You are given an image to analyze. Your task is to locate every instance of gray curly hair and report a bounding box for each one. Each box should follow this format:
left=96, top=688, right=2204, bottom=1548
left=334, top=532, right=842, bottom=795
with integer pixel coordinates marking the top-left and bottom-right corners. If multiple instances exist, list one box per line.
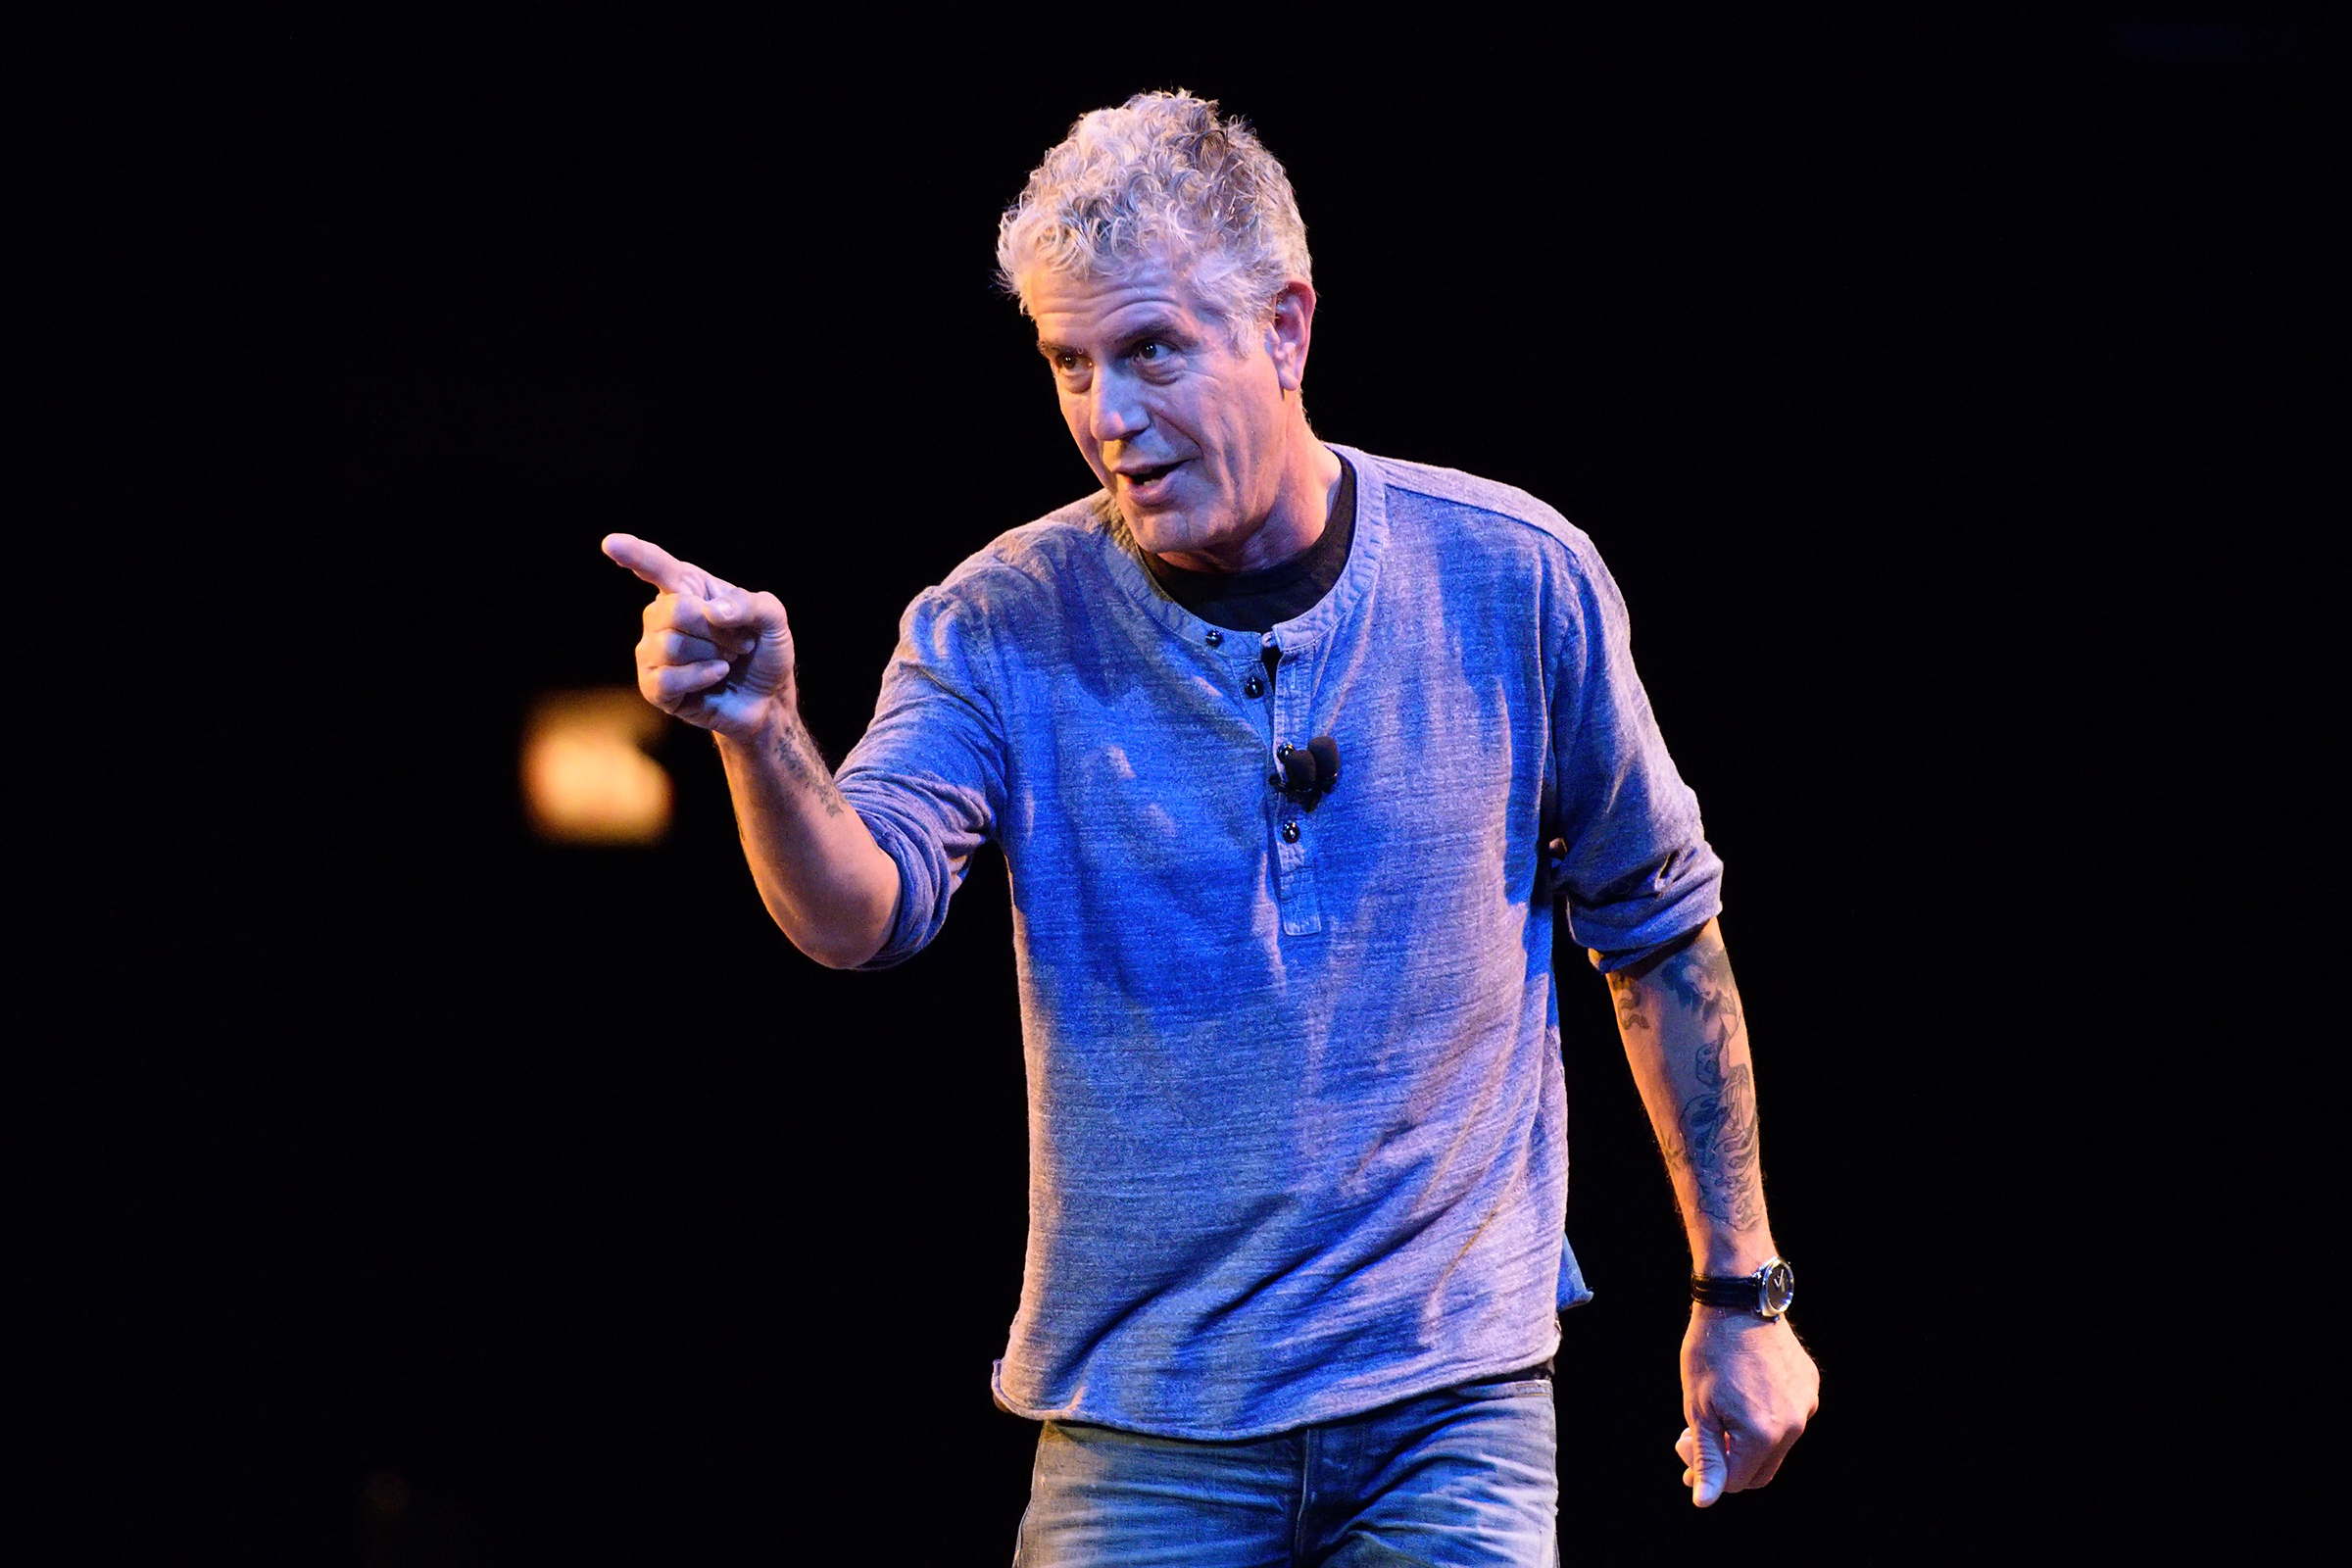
left=996, top=90, right=1312, bottom=341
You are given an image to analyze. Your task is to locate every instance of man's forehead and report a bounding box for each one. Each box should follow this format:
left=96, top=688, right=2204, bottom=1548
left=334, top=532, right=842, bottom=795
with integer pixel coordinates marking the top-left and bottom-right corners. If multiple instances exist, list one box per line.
left=1025, top=261, right=1207, bottom=338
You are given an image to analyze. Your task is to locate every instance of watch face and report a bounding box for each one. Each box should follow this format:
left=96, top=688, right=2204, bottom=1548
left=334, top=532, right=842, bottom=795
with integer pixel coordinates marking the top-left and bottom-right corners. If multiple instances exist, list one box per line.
left=1761, top=1259, right=1795, bottom=1315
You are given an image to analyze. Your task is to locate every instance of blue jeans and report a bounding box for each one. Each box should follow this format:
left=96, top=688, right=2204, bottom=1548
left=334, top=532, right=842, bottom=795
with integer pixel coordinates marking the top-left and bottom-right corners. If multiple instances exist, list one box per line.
left=1011, top=1373, right=1559, bottom=1567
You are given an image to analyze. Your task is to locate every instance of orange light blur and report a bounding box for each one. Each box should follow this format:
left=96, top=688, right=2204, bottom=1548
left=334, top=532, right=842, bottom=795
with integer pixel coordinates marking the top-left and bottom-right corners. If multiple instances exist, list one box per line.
left=521, top=689, right=673, bottom=844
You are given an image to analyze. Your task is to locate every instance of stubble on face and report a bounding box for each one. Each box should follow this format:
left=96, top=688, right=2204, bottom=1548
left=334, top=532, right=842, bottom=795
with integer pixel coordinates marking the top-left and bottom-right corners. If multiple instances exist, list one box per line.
left=1022, top=261, right=1306, bottom=572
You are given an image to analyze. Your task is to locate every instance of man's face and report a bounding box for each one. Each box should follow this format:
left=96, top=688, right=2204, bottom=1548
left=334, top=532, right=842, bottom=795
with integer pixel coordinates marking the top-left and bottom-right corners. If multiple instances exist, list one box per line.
left=1024, top=260, right=1293, bottom=564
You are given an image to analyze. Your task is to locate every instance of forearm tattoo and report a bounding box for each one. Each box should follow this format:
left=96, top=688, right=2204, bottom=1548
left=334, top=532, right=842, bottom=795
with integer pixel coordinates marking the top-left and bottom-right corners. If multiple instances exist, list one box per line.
left=1609, top=939, right=1764, bottom=1230
left=768, top=713, right=847, bottom=819
left=1609, top=972, right=1649, bottom=1036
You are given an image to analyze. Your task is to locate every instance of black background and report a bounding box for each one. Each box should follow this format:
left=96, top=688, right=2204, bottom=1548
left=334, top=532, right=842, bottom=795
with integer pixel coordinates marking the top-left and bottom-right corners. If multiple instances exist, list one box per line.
left=24, top=9, right=2331, bottom=1562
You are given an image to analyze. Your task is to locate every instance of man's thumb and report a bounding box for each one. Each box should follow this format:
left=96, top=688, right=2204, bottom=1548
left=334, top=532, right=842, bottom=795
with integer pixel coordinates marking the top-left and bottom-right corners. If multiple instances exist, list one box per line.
left=1691, top=1421, right=1727, bottom=1507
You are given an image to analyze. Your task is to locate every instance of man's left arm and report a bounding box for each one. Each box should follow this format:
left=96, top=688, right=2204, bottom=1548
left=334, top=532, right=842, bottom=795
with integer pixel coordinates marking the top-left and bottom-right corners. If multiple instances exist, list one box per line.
left=1600, top=916, right=1822, bottom=1506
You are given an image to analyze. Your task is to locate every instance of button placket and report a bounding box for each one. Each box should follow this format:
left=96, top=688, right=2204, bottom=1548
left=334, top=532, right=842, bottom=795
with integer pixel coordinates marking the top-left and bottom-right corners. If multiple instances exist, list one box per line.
left=1266, top=638, right=1322, bottom=936
left=1204, top=624, right=1281, bottom=803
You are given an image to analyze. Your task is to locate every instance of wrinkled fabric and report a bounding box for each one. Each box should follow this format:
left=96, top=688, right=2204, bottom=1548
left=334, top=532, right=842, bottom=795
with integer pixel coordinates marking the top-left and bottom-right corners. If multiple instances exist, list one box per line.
left=837, top=446, right=1719, bottom=1439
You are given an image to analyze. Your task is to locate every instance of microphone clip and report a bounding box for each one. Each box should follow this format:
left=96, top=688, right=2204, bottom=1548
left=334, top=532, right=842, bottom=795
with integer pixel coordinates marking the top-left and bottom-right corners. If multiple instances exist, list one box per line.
left=1276, top=735, right=1342, bottom=808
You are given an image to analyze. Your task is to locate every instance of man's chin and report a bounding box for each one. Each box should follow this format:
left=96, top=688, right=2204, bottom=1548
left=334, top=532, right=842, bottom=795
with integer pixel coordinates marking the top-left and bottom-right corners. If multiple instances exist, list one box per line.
left=1120, top=497, right=1261, bottom=569
left=1121, top=507, right=1204, bottom=557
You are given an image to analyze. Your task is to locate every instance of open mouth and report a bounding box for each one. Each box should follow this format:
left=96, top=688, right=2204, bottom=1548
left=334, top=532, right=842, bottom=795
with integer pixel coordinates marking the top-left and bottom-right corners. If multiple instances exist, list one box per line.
left=1121, top=461, right=1182, bottom=493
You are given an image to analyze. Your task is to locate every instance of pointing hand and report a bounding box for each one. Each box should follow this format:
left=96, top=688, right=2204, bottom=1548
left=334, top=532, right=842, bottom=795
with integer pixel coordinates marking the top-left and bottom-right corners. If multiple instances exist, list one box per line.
left=603, top=532, right=795, bottom=740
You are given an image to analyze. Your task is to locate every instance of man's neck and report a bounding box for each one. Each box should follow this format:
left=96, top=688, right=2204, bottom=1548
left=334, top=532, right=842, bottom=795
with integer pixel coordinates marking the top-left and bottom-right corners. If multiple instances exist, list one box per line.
left=1155, top=437, right=1345, bottom=576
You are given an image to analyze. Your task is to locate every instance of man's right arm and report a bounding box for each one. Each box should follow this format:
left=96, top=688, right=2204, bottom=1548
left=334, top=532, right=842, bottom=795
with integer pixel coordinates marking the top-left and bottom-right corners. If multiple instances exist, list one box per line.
left=712, top=700, right=899, bottom=968
left=604, top=532, right=900, bottom=969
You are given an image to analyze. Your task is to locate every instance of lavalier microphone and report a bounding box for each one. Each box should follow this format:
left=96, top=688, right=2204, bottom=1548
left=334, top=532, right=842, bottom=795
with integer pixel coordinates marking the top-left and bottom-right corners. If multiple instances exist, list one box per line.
left=1278, top=735, right=1342, bottom=804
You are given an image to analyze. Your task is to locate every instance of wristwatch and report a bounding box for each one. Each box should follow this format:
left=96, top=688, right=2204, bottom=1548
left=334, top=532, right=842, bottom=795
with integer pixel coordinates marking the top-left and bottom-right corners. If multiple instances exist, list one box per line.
left=1690, top=1257, right=1795, bottom=1320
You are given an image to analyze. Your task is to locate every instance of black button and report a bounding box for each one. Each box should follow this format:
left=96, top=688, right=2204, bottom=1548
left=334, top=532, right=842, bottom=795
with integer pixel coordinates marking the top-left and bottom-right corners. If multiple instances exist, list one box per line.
left=1204, top=629, right=1223, bottom=647
left=1281, top=820, right=1300, bottom=844
left=1275, top=741, right=1294, bottom=759
left=1243, top=675, right=1264, bottom=698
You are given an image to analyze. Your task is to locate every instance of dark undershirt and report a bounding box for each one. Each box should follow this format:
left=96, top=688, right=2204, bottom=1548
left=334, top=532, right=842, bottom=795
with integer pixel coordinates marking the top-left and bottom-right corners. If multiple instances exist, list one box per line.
left=1143, top=455, right=1356, bottom=637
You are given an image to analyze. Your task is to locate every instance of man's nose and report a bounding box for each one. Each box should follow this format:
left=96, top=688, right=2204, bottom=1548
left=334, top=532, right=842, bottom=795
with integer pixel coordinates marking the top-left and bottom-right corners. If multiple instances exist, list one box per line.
left=1085, top=376, right=1148, bottom=443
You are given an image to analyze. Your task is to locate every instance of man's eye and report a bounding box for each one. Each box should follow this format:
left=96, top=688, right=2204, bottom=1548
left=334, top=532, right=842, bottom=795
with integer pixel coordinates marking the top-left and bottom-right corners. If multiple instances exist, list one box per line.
left=1133, top=341, right=1167, bottom=362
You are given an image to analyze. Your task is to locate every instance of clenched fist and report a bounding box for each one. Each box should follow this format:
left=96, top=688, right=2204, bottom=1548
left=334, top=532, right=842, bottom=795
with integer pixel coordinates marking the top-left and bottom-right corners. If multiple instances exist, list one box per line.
left=603, top=533, right=794, bottom=741
left=1676, top=1308, right=1819, bottom=1506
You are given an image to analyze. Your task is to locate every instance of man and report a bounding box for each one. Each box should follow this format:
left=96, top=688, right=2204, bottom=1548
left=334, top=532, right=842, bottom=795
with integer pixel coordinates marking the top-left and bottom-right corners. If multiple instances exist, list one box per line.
left=605, top=91, right=1816, bottom=1564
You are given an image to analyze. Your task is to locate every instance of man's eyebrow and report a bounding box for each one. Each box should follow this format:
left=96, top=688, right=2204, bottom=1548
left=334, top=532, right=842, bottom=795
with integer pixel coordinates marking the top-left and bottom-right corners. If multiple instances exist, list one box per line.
left=1113, top=317, right=1190, bottom=349
left=1034, top=318, right=1194, bottom=362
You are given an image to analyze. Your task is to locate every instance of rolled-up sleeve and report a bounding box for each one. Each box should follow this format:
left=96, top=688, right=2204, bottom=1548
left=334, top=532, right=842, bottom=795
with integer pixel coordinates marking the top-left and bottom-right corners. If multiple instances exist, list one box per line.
left=835, top=584, right=1008, bottom=970
left=1548, top=544, right=1724, bottom=968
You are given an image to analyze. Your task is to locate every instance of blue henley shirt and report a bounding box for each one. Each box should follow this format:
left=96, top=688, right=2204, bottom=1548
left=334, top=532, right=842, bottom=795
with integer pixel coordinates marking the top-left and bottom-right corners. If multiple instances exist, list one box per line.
left=835, top=445, right=1721, bottom=1439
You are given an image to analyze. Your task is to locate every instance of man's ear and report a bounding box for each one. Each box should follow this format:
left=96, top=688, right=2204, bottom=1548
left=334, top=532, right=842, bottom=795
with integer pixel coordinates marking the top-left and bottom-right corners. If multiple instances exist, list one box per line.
left=1264, top=280, right=1317, bottom=392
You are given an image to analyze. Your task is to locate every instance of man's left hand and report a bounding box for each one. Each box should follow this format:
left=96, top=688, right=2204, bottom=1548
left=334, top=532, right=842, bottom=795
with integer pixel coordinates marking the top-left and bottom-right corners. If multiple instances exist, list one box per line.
left=1676, top=1308, right=1820, bottom=1506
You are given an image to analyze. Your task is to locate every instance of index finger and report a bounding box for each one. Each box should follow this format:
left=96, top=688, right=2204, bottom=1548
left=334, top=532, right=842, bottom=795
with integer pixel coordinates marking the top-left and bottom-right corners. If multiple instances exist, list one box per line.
left=603, top=532, right=703, bottom=595
left=1738, top=1420, right=1802, bottom=1492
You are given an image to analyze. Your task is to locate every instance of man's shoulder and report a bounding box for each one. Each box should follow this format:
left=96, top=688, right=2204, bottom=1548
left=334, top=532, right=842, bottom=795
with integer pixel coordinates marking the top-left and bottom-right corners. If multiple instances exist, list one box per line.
left=892, top=493, right=1131, bottom=651
left=1346, top=448, right=1597, bottom=563
left=929, top=493, right=1123, bottom=602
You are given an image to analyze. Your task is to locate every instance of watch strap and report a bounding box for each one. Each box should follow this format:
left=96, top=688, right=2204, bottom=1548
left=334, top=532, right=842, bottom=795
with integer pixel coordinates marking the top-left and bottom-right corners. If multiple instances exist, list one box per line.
left=1690, top=1274, right=1768, bottom=1310
left=1690, top=1257, right=1793, bottom=1317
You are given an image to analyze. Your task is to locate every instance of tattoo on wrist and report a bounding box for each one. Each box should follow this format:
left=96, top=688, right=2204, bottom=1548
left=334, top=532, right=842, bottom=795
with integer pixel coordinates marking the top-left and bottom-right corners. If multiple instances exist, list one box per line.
left=768, top=714, right=847, bottom=818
